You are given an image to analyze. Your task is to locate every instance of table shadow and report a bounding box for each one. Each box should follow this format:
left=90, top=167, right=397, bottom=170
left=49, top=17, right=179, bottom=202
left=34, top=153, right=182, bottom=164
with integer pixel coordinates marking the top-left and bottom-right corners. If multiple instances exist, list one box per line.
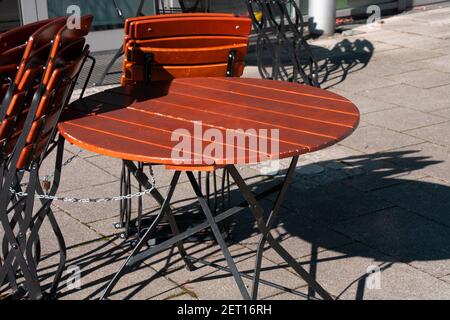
left=2, top=149, right=448, bottom=300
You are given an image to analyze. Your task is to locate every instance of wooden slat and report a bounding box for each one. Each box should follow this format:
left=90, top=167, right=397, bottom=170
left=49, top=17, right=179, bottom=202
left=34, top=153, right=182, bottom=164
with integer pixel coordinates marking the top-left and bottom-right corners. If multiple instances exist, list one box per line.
left=132, top=17, right=252, bottom=40
left=122, top=62, right=245, bottom=83
left=59, top=77, right=360, bottom=167
left=176, top=78, right=358, bottom=115
left=124, top=13, right=236, bottom=36
left=168, top=83, right=359, bottom=128
left=126, top=39, right=248, bottom=65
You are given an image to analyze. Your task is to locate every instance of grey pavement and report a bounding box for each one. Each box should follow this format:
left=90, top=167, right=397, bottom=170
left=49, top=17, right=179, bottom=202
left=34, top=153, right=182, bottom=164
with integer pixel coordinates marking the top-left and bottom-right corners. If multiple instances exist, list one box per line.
left=2, top=4, right=450, bottom=300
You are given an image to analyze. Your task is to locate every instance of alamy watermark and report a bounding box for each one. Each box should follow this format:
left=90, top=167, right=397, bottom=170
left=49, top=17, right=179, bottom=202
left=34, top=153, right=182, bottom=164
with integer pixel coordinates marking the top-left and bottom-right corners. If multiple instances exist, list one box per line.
left=66, top=5, right=81, bottom=30
left=66, top=265, right=82, bottom=290
left=366, top=265, right=382, bottom=290
left=171, top=121, right=281, bottom=174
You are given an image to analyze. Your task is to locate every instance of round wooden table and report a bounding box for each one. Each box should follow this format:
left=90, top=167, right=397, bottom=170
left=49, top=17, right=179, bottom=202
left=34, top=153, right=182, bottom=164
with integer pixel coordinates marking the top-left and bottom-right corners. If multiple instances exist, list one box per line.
left=59, top=77, right=359, bottom=168
left=58, top=77, right=359, bottom=300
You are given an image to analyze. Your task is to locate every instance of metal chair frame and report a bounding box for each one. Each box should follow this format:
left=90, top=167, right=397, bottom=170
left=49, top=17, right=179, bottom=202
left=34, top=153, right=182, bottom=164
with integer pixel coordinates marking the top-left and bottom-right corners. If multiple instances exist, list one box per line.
left=0, top=18, right=94, bottom=300
left=246, top=0, right=320, bottom=86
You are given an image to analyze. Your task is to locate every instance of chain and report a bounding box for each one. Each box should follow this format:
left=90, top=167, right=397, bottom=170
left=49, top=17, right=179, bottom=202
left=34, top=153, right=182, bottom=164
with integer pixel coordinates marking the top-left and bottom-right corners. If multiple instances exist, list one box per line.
left=9, top=150, right=157, bottom=203
left=10, top=187, right=155, bottom=203
left=42, top=149, right=82, bottom=182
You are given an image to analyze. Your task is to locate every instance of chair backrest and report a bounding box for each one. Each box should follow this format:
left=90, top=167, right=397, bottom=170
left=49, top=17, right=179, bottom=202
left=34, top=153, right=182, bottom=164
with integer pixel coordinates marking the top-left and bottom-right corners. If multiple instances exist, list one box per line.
left=0, top=17, right=91, bottom=167
left=1, top=43, right=89, bottom=169
left=14, top=46, right=90, bottom=169
left=121, top=13, right=252, bottom=85
left=0, top=18, right=56, bottom=54
left=43, top=14, right=93, bottom=86
left=0, top=18, right=58, bottom=101
left=0, top=18, right=67, bottom=115
left=14, top=17, right=68, bottom=87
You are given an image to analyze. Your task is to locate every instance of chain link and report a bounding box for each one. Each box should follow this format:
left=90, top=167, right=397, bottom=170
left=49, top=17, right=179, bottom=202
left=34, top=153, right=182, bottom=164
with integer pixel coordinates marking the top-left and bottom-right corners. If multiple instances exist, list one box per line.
left=9, top=150, right=157, bottom=203
left=10, top=187, right=155, bottom=203
left=42, top=149, right=82, bottom=182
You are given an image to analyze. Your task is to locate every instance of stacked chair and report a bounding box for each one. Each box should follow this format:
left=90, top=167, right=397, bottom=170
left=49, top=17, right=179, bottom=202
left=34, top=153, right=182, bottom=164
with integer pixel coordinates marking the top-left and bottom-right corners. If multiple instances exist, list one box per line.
left=0, top=15, right=93, bottom=300
left=246, top=0, right=320, bottom=86
left=117, top=13, right=252, bottom=242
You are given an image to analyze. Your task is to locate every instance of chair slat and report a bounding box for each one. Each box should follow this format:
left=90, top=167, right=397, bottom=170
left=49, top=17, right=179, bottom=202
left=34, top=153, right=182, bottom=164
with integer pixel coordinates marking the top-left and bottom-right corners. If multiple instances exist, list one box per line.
left=126, top=36, right=248, bottom=65
left=122, top=62, right=245, bottom=84
left=121, top=14, right=252, bottom=85
left=124, top=13, right=235, bottom=36
left=132, top=17, right=252, bottom=40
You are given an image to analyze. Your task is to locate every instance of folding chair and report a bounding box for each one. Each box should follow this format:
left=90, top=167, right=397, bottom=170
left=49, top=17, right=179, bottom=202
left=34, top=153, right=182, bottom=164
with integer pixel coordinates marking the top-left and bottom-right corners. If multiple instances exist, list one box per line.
left=114, top=14, right=251, bottom=247
left=95, top=0, right=212, bottom=86
left=0, top=18, right=58, bottom=102
left=0, top=17, right=92, bottom=299
left=246, top=0, right=320, bottom=86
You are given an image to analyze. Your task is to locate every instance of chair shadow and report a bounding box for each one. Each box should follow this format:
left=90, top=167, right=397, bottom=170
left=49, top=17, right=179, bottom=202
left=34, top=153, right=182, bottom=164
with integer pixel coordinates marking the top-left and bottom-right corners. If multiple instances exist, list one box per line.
left=245, top=38, right=374, bottom=89
left=2, top=149, right=447, bottom=300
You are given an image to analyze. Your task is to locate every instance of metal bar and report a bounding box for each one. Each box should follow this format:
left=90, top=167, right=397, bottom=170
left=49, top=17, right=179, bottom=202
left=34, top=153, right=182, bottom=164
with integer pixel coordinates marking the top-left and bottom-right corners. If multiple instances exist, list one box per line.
left=185, top=255, right=311, bottom=299
left=227, top=163, right=333, bottom=300
left=129, top=205, right=244, bottom=267
left=101, top=171, right=181, bottom=300
left=185, top=171, right=250, bottom=300
left=251, top=156, right=298, bottom=299
left=123, top=160, right=194, bottom=270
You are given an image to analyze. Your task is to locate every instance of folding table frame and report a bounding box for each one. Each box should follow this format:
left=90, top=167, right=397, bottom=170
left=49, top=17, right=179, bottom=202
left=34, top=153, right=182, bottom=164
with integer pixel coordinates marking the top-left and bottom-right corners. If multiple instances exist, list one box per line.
left=246, top=0, right=320, bottom=86
left=101, top=156, right=333, bottom=300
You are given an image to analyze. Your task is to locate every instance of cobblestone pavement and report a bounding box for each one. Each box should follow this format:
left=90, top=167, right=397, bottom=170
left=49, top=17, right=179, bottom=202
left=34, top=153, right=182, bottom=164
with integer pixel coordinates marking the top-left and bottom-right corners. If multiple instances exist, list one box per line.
left=1, top=4, right=450, bottom=300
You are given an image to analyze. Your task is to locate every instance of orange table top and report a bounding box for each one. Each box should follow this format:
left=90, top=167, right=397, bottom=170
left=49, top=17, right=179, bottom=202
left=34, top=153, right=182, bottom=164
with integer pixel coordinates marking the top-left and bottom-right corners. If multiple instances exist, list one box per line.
left=58, top=77, right=359, bottom=170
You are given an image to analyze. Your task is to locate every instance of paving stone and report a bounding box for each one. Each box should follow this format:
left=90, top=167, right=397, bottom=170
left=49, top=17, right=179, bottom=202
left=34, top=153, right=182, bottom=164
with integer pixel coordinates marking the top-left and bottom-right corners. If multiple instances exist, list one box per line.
left=339, top=125, right=424, bottom=153
left=59, top=246, right=183, bottom=300
left=334, top=206, right=450, bottom=278
left=283, top=182, right=392, bottom=225
left=296, top=243, right=450, bottom=300
left=410, top=54, right=450, bottom=73
left=363, top=107, right=445, bottom=132
left=299, top=144, right=363, bottom=165
left=385, top=142, right=450, bottom=183
left=262, top=287, right=309, bottom=300
left=356, top=57, right=423, bottom=78
left=376, top=32, right=450, bottom=51
left=254, top=212, right=353, bottom=265
left=39, top=149, right=117, bottom=193
left=54, top=181, right=152, bottom=224
left=371, top=176, right=450, bottom=228
left=64, top=143, right=100, bottom=159
left=432, top=107, right=450, bottom=119
left=182, top=252, right=307, bottom=300
left=328, top=91, right=398, bottom=115
left=385, top=69, right=450, bottom=89
left=382, top=20, right=450, bottom=39
left=361, top=83, right=450, bottom=112
left=406, top=120, right=450, bottom=147
left=328, top=72, right=398, bottom=93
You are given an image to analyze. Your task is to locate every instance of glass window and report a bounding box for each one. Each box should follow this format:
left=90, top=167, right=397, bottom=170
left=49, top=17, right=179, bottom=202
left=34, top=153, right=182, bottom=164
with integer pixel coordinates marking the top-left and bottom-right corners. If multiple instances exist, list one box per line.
left=0, top=0, right=21, bottom=32
left=47, top=0, right=155, bottom=30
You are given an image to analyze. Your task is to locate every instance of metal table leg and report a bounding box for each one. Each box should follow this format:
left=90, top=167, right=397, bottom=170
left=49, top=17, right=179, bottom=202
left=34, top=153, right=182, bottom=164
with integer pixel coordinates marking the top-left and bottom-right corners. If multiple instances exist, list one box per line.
left=227, top=158, right=333, bottom=300
left=101, top=159, right=332, bottom=300
left=101, top=169, right=250, bottom=300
